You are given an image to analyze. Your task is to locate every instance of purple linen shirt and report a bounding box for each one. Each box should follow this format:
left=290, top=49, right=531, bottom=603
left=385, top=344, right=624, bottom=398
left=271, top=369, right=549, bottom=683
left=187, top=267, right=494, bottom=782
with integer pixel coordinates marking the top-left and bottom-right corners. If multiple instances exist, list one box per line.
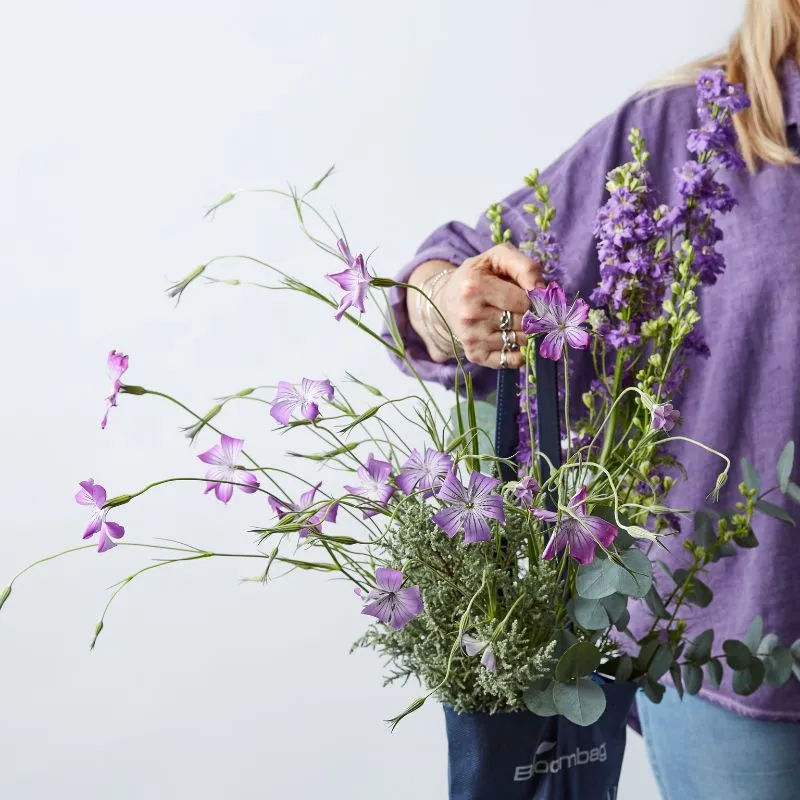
left=391, top=61, right=800, bottom=721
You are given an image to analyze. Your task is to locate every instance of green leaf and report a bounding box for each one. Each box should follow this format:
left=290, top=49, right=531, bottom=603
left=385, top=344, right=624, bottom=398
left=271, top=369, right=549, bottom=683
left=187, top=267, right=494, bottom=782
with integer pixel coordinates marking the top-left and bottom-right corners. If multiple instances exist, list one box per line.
left=555, top=642, right=602, bottom=682
left=553, top=678, right=607, bottom=726
left=760, top=636, right=794, bottom=688
left=683, top=663, right=703, bottom=695
left=786, top=482, right=800, bottom=505
left=599, top=593, right=628, bottom=625
left=692, top=511, right=717, bottom=549
left=644, top=586, right=670, bottom=620
left=522, top=677, right=559, bottom=717
left=614, top=607, right=631, bottom=632
left=744, top=616, right=764, bottom=654
left=685, top=629, right=714, bottom=665
left=732, top=659, right=765, bottom=696
left=648, top=645, right=675, bottom=681
left=670, top=663, right=684, bottom=699
left=576, top=557, right=618, bottom=600
left=705, top=659, right=723, bottom=689
left=724, top=639, right=754, bottom=670
left=755, top=500, right=796, bottom=526
left=552, top=628, right=579, bottom=659
left=615, top=655, right=633, bottom=683
left=777, top=441, right=795, bottom=494
left=642, top=675, right=666, bottom=704
left=288, top=441, right=365, bottom=461
left=742, top=458, right=761, bottom=492
left=733, top=527, right=759, bottom=549
left=672, top=569, right=713, bottom=608
left=614, top=548, right=653, bottom=598
left=568, top=597, right=610, bottom=630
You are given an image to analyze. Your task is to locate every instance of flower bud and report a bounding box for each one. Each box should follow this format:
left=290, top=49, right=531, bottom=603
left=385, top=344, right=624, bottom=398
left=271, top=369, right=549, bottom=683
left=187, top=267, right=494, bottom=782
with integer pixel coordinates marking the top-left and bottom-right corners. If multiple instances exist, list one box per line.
left=0, top=584, right=11, bottom=612
left=104, top=494, right=132, bottom=509
left=121, top=385, right=146, bottom=395
left=90, top=620, right=104, bottom=650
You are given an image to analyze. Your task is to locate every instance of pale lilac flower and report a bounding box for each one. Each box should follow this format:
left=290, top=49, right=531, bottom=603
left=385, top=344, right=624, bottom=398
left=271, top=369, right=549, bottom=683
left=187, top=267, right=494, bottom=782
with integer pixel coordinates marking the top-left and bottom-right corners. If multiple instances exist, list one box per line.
left=270, top=378, right=334, bottom=425
left=433, top=471, right=505, bottom=544
left=197, top=434, right=259, bottom=504
left=345, top=453, right=394, bottom=517
left=513, top=475, right=540, bottom=505
left=395, top=448, right=453, bottom=498
left=361, top=567, right=423, bottom=630
left=100, top=350, right=129, bottom=429
left=75, top=479, right=125, bottom=553
left=326, top=239, right=371, bottom=321
left=522, top=283, right=590, bottom=361
left=534, top=486, right=617, bottom=565
left=462, top=634, right=497, bottom=674
left=268, top=482, right=338, bottom=538
left=651, top=402, right=681, bottom=432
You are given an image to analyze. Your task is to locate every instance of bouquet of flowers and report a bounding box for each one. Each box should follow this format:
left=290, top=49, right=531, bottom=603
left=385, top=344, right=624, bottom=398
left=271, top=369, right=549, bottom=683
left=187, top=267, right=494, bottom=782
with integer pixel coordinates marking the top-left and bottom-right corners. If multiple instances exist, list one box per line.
left=4, top=69, right=800, bottom=799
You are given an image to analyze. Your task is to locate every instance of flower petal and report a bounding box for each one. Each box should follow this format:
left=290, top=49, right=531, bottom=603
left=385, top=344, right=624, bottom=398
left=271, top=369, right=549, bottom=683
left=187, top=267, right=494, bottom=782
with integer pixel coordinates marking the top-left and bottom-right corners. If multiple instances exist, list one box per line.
left=375, top=567, right=404, bottom=592
left=539, top=331, right=565, bottom=361
left=105, top=521, right=125, bottom=540
left=462, top=511, right=492, bottom=544
left=390, top=586, right=423, bottom=629
left=432, top=506, right=464, bottom=538
left=214, top=482, right=234, bottom=504
left=236, top=471, right=259, bottom=493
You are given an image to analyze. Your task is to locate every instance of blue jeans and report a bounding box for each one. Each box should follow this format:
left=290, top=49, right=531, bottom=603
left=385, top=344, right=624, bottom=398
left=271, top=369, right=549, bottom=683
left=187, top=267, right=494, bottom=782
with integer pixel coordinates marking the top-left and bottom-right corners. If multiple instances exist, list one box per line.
left=636, top=689, right=800, bottom=799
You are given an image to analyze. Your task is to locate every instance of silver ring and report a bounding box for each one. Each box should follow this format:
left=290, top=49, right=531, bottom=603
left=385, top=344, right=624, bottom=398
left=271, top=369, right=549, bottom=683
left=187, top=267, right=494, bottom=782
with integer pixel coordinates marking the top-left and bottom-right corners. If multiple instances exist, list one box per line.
left=499, top=309, right=512, bottom=331
left=501, top=329, right=520, bottom=352
left=499, top=347, right=509, bottom=369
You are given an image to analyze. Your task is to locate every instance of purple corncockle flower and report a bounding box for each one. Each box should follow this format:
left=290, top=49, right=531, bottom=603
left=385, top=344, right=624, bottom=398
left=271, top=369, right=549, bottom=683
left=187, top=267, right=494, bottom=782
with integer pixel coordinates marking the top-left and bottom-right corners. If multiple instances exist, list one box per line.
left=197, top=434, right=259, bottom=504
left=269, top=482, right=338, bottom=538
left=523, top=282, right=590, bottom=361
left=101, top=350, right=129, bottom=429
left=270, top=378, right=334, bottom=425
left=345, top=453, right=394, bottom=517
left=395, top=448, right=454, bottom=498
left=462, top=634, right=497, bottom=674
left=75, top=479, right=125, bottom=553
left=513, top=475, right=540, bottom=505
left=433, top=471, right=505, bottom=544
left=360, top=567, right=423, bottom=630
left=534, top=486, right=618, bottom=565
left=326, top=238, right=371, bottom=321
left=651, top=402, right=681, bottom=432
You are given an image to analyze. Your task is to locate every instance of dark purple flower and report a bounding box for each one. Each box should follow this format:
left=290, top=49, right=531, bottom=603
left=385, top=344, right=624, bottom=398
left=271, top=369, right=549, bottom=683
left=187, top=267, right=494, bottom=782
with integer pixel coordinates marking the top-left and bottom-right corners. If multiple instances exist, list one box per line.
left=270, top=378, right=334, bottom=425
left=198, top=434, right=259, bottom=503
left=462, top=634, right=497, bottom=674
left=101, top=350, right=129, bottom=429
left=651, top=402, right=681, bottom=432
left=75, top=479, right=125, bottom=553
left=361, top=567, right=423, bottom=630
left=326, top=239, right=371, bottom=321
left=523, top=282, right=590, bottom=361
left=534, top=486, right=617, bottom=565
left=433, top=471, right=505, bottom=543
left=269, top=482, right=339, bottom=538
left=345, top=453, right=394, bottom=517
left=395, top=448, right=453, bottom=498
left=513, top=475, right=540, bottom=505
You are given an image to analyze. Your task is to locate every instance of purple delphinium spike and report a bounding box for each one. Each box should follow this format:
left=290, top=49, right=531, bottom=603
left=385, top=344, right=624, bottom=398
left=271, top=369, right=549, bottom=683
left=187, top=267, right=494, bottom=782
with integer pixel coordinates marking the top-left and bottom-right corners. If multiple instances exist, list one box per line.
left=344, top=453, right=394, bottom=517
left=461, top=634, right=497, bottom=674
left=326, top=239, right=371, bottom=321
left=360, top=567, right=423, bottom=630
left=651, top=402, right=681, bottom=432
left=101, top=350, right=129, bottom=429
left=269, top=482, right=339, bottom=538
left=522, top=283, right=590, bottom=361
left=270, top=378, right=334, bottom=425
left=75, top=479, right=126, bottom=553
left=534, top=486, right=617, bottom=565
left=513, top=475, right=540, bottom=506
left=433, top=471, right=505, bottom=544
left=197, top=434, right=259, bottom=504
left=396, top=448, right=454, bottom=498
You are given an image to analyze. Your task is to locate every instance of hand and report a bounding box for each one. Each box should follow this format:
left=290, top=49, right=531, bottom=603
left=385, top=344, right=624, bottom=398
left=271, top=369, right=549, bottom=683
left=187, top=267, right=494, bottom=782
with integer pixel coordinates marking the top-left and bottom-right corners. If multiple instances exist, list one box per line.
left=412, top=245, right=545, bottom=368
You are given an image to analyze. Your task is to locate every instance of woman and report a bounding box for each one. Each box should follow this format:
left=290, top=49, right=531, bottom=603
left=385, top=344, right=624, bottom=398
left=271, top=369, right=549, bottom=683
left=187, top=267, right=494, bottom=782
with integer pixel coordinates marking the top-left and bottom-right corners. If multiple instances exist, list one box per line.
left=390, top=1, right=800, bottom=798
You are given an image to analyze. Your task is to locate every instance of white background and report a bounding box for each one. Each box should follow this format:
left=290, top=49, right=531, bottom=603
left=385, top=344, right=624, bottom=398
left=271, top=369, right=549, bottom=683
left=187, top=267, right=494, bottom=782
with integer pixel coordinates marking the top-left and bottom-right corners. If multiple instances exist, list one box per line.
left=0, top=1, right=745, bottom=797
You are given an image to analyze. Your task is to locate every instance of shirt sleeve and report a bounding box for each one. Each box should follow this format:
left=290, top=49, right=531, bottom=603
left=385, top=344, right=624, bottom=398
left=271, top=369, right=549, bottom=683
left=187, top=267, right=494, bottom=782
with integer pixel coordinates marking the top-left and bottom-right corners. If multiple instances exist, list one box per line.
left=386, top=85, right=696, bottom=397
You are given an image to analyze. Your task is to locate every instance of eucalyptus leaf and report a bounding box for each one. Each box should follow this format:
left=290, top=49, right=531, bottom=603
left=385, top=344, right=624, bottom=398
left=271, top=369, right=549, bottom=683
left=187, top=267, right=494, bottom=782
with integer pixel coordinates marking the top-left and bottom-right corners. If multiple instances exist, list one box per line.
left=755, top=500, right=796, bottom=526
left=734, top=527, right=759, bottom=548
left=692, top=511, right=717, bottom=548
left=568, top=597, right=610, bottom=630
left=615, top=655, right=633, bottom=683
left=555, top=642, right=602, bottom=682
left=644, top=586, right=670, bottom=620
left=705, top=658, right=723, bottom=689
left=724, top=640, right=754, bottom=670
left=615, top=548, right=653, bottom=598
left=600, top=593, right=628, bottom=625
left=523, top=677, right=559, bottom=717
left=741, top=458, right=761, bottom=492
left=648, top=645, right=675, bottom=681
left=672, top=570, right=713, bottom=608
left=576, top=557, right=618, bottom=600
left=552, top=628, right=579, bottom=659
left=683, top=663, right=703, bottom=695
left=642, top=676, right=666, bottom=704
left=636, top=639, right=660, bottom=673
left=744, top=616, right=764, bottom=654
left=614, top=607, right=631, bottom=632
left=777, top=441, right=795, bottom=494
left=787, top=482, right=800, bottom=504
left=762, top=643, right=794, bottom=688
left=553, top=678, right=607, bottom=726
left=732, top=659, right=765, bottom=696
left=670, top=663, right=684, bottom=699
left=686, top=629, right=714, bottom=665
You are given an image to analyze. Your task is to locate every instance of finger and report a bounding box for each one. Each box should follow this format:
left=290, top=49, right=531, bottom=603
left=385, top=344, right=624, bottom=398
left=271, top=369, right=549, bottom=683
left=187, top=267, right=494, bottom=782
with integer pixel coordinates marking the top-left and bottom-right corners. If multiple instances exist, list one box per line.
left=474, top=274, right=531, bottom=313
left=484, top=244, right=545, bottom=292
left=483, top=348, right=526, bottom=370
left=483, top=330, right=529, bottom=352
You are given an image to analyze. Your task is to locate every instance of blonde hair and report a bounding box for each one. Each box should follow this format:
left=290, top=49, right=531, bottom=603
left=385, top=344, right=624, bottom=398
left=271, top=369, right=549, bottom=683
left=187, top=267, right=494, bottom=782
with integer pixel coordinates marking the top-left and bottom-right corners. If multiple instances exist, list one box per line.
left=654, top=0, right=800, bottom=170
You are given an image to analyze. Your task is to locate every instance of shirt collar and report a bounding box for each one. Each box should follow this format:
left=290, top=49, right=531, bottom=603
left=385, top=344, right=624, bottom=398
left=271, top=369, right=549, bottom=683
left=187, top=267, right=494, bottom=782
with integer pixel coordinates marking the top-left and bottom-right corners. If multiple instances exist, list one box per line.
left=780, top=58, right=800, bottom=128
